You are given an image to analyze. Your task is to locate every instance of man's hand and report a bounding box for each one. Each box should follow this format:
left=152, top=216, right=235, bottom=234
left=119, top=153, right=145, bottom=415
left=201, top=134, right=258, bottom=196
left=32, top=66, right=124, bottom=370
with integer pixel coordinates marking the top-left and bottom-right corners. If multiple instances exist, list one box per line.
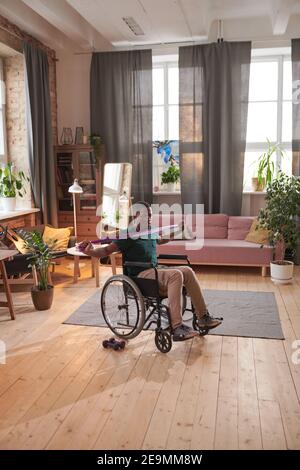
left=77, top=240, right=95, bottom=256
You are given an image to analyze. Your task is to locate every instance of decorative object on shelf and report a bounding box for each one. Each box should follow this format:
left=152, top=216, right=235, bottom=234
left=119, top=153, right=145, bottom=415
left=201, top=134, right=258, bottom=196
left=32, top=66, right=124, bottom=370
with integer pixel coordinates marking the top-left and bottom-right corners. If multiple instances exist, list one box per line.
left=0, top=162, right=29, bottom=212
left=18, top=229, right=54, bottom=310
left=68, top=179, right=83, bottom=238
left=75, top=127, right=84, bottom=145
left=89, top=134, right=103, bottom=169
left=251, top=138, right=284, bottom=192
left=60, top=127, right=73, bottom=145
left=257, top=171, right=300, bottom=284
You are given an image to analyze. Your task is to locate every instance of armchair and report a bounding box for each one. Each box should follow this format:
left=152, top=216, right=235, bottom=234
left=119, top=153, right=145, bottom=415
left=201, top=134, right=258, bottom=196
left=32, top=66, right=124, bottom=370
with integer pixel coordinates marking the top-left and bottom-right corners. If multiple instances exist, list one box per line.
left=0, top=224, right=76, bottom=286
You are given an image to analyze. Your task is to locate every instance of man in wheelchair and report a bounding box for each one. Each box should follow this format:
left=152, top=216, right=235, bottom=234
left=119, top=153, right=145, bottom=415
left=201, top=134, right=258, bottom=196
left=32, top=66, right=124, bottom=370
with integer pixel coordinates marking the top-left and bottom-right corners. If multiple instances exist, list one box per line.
left=81, top=202, right=222, bottom=342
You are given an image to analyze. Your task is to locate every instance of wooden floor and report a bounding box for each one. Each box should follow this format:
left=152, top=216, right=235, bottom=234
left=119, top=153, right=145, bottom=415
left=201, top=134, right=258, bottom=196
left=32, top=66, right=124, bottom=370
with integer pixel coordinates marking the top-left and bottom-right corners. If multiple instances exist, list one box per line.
left=0, top=259, right=300, bottom=450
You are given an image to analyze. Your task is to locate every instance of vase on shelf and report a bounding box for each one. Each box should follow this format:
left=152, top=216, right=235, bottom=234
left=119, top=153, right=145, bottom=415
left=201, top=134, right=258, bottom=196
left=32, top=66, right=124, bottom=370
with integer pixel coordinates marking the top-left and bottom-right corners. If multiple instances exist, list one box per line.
left=60, top=127, right=73, bottom=145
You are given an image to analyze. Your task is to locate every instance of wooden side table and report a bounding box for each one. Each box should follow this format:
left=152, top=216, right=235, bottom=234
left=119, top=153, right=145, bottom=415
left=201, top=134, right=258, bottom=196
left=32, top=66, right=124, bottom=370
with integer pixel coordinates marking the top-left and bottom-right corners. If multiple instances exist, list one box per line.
left=67, top=246, right=117, bottom=287
left=0, top=249, right=18, bottom=320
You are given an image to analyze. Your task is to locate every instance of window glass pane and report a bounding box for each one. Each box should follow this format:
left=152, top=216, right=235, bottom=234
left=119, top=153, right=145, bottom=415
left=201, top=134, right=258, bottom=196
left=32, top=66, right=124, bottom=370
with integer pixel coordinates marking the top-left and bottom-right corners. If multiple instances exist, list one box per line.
left=246, top=102, right=277, bottom=142
left=153, top=67, right=164, bottom=105
left=281, top=149, right=292, bottom=176
left=283, top=59, right=292, bottom=101
left=153, top=106, right=165, bottom=140
left=168, top=66, right=178, bottom=104
left=248, top=61, right=278, bottom=101
left=282, top=101, right=292, bottom=142
left=168, top=105, right=179, bottom=139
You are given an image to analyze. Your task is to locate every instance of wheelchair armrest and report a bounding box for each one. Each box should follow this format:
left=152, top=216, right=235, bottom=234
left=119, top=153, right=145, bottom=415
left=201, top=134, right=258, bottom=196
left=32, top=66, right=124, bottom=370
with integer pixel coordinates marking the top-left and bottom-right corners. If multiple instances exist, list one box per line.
left=124, top=261, right=155, bottom=270
left=157, top=254, right=190, bottom=264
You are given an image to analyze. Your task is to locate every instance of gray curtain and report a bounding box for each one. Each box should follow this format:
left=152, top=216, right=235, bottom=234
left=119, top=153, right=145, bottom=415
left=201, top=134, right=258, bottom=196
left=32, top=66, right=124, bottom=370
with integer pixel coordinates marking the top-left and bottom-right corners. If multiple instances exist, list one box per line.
left=91, top=50, right=152, bottom=203
left=179, top=41, right=251, bottom=215
left=23, top=41, right=57, bottom=226
left=292, top=38, right=300, bottom=176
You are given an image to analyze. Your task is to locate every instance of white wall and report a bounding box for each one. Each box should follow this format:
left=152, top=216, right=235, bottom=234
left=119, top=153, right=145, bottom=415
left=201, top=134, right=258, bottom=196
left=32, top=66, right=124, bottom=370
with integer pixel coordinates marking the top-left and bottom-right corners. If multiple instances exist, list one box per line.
left=56, top=50, right=91, bottom=142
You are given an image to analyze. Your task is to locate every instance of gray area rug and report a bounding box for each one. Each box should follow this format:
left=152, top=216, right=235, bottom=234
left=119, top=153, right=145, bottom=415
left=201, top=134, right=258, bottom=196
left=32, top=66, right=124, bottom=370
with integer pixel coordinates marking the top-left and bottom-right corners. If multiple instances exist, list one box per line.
left=64, top=289, right=284, bottom=340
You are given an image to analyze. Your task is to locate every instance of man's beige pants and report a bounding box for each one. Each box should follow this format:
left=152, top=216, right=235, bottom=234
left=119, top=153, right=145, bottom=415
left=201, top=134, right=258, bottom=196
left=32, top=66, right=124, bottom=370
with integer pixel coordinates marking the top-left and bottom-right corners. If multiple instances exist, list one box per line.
left=138, top=266, right=207, bottom=329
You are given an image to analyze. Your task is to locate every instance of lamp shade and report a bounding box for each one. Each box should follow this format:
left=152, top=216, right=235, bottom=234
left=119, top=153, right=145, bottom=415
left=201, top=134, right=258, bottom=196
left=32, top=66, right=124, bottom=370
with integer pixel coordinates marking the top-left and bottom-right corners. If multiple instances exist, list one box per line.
left=68, top=179, right=83, bottom=194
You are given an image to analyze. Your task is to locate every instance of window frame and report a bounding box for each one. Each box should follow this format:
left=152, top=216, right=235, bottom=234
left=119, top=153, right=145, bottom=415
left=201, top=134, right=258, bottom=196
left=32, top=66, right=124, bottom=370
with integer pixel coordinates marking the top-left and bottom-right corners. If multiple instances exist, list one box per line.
left=152, top=57, right=179, bottom=193
left=244, top=52, right=292, bottom=191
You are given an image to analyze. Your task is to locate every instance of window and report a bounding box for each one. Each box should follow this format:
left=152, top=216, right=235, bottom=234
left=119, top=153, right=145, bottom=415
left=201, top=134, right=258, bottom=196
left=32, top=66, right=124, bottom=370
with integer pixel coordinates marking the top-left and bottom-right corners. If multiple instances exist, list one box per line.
left=152, top=56, right=180, bottom=192
left=0, top=58, right=6, bottom=163
left=244, top=53, right=292, bottom=191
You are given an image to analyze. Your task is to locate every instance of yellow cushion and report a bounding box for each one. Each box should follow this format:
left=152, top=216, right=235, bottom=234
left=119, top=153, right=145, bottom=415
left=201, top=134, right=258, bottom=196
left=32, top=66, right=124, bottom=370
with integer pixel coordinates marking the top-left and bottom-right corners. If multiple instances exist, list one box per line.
left=43, top=225, right=73, bottom=251
left=245, top=219, right=270, bottom=245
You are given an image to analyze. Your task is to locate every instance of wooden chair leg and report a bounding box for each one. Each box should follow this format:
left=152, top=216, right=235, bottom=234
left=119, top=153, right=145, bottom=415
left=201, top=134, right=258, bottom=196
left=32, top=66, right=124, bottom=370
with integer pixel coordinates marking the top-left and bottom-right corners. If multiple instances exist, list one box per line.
left=74, top=256, right=80, bottom=283
left=92, top=258, right=100, bottom=287
left=0, top=260, right=15, bottom=320
left=110, top=253, right=117, bottom=275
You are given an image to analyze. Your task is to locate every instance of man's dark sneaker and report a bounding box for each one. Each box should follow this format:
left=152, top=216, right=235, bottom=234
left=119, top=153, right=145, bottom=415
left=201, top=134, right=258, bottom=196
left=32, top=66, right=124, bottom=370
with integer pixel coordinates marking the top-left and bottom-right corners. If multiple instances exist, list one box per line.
left=197, top=312, right=223, bottom=330
left=173, top=323, right=198, bottom=342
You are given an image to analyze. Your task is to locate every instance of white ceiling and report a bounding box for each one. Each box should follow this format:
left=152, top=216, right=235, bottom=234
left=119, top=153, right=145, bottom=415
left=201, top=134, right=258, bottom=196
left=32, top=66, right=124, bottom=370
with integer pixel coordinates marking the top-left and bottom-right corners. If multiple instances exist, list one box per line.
left=0, top=0, right=300, bottom=51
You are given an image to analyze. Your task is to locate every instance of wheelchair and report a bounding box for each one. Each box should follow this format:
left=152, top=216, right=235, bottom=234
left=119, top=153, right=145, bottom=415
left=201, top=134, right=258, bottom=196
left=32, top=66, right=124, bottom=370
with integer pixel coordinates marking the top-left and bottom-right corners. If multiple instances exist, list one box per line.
left=100, top=254, right=210, bottom=353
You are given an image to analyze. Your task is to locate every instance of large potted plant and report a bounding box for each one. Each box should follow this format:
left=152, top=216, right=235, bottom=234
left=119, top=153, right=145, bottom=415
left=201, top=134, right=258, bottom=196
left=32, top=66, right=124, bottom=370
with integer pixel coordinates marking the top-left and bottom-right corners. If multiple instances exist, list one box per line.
left=252, top=139, right=284, bottom=192
left=0, top=162, right=29, bottom=211
left=161, top=163, right=180, bottom=192
left=18, top=229, right=54, bottom=310
left=257, top=171, right=300, bottom=284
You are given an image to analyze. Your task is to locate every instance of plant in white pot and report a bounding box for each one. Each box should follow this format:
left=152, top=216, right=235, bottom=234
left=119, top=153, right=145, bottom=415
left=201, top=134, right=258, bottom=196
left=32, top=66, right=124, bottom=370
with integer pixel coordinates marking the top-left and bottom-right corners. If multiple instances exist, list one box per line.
left=18, top=229, right=54, bottom=310
left=161, top=163, right=180, bottom=192
left=257, top=171, right=300, bottom=284
left=0, top=162, right=29, bottom=211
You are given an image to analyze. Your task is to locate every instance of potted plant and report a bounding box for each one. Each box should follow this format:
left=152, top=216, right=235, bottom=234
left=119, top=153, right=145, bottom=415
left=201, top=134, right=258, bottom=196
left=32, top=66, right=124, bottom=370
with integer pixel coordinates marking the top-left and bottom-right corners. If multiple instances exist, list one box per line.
left=161, top=163, right=180, bottom=192
left=251, top=139, right=284, bottom=192
left=257, top=171, right=300, bottom=284
left=89, top=134, right=104, bottom=169
left=18, top=229, right=54, bottom=310
left=0, top=162, right=29, bottom=211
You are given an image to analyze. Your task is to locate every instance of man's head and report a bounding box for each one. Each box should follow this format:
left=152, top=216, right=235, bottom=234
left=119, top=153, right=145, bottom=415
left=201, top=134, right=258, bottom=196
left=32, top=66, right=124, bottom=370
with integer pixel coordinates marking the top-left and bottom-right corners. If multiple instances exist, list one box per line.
left=132, top=201, right=152, bottom=232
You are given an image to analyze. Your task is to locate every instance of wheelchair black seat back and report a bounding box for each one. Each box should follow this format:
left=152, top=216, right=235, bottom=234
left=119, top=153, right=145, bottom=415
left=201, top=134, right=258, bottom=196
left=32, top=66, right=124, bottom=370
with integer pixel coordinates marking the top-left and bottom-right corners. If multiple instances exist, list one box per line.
left=100, top=254, right=209, bottom=353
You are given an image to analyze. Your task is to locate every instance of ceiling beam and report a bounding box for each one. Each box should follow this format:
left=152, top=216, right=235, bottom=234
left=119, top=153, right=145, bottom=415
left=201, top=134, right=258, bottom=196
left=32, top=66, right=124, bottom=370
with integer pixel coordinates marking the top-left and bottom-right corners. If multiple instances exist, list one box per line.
left=20, top=0, right=111, bottom=50
left=271, top=0, right=294, bottom=35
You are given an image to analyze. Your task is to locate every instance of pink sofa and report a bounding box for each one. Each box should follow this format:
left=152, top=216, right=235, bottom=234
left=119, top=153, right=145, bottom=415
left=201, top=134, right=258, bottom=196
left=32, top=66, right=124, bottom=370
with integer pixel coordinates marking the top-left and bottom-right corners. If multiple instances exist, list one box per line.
left=152, top=214, right=273, bottom=276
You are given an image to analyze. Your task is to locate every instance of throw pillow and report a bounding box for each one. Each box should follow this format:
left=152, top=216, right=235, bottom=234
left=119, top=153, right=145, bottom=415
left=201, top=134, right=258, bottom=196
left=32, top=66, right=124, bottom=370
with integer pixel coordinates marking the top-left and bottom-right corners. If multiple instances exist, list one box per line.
left=9, top=232, right=30, bottom=254
left=245, top=219, right=270, bottom=245
left=43, top=225, right=73, bottom=251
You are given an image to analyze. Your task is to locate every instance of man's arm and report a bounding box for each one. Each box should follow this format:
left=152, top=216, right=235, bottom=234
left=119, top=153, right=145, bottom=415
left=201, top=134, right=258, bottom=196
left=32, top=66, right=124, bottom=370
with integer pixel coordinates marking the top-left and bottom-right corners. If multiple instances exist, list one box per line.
left=81, top=241, right=120, bottom=259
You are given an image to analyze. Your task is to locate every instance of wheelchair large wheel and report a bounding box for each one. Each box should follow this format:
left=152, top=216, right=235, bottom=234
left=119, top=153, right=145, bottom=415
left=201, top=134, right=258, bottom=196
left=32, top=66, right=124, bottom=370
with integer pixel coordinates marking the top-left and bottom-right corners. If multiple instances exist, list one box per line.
left=101, top=275, right=145, bottom=339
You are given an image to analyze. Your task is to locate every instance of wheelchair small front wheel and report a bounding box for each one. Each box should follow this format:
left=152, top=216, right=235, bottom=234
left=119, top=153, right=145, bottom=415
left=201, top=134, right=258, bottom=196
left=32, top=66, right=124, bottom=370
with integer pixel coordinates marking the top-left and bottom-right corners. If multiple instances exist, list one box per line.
left=192, top=316, right=209, bottom=336
left=155, top=330, right=172, bottom=353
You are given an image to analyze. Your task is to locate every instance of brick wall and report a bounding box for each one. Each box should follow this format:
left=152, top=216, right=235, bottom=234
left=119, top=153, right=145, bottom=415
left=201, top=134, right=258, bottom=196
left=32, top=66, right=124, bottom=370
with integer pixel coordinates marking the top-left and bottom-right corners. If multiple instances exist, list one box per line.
left=0, top=13, right=58, bottom=149
left=0, top=14, right=57, bottom=207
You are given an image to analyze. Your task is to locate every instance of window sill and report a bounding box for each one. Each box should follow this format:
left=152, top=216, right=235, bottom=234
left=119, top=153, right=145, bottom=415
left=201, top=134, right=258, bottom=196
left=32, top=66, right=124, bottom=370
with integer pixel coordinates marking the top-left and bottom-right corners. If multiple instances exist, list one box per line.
left=153, top=191, right=181, bottom=195
left=243, top=191, right=266, bottom=195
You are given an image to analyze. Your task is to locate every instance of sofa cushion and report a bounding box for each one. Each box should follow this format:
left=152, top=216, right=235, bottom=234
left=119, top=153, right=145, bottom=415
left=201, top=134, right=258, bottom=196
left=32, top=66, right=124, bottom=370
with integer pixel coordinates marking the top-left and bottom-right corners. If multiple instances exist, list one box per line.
left=228, top=216, right=254, bottom=240
left=204, top=214, right=228, bottom=239
left=157, top=238, right=273, bottom=265
left=245, top=219, right=271, bottom=245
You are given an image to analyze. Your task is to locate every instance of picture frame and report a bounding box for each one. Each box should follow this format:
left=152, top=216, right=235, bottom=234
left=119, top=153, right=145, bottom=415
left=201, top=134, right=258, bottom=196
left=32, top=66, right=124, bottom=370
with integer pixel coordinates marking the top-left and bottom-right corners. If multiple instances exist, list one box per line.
left=75, top=127, right=84, bottom=144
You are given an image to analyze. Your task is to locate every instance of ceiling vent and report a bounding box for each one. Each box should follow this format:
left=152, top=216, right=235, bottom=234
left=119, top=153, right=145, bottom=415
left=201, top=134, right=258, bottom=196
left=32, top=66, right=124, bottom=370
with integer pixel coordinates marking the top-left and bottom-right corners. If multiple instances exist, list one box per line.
left=122, top=17, right=145, bottom=36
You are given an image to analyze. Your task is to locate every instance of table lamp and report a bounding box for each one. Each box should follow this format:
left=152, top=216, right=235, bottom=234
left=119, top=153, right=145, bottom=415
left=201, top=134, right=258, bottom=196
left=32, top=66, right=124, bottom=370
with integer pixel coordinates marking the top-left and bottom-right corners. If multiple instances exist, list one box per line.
left=68, top=179, right=83, bottom=239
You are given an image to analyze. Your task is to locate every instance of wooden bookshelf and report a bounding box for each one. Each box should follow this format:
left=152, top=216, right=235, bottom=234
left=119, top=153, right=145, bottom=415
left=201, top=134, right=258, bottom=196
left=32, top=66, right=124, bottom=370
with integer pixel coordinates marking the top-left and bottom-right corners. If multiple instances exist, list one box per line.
left=54, top=144, right=104, bottom=240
